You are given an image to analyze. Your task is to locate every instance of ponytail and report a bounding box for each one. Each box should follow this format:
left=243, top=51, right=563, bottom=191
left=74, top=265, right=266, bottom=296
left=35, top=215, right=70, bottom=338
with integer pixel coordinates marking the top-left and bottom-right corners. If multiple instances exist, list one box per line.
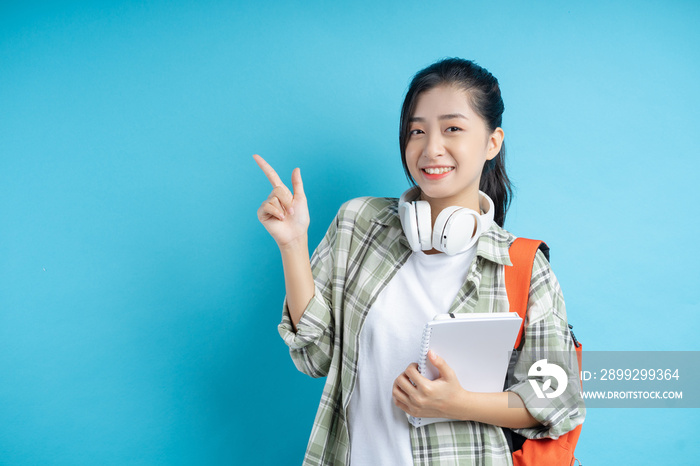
left=479, top=143, right=512, bottom=227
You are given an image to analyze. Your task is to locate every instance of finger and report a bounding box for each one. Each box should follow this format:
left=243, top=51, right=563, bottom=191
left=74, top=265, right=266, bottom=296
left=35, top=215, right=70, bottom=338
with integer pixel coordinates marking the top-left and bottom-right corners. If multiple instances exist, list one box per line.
left=266, top=195, right=286, bottom=216
left=396, top=372, right=418, bottom=393
left=391, top=382, right=415, bottom=405
left=406, top=364, right=430, bottom=386
left=260, top=200, right=285, bottom=221
left=428, top=350, right=455, bottom=380
left=270, top=185, right=294, bottom=211
left=253, top=154, right=285, bottom=188
left=393, top=396, right=412, bottom=415
left=261, top=202, right=285, bottom=221
left=392, top=384, right=411, bottom=408
left=291, top=167, right=305, bottom=198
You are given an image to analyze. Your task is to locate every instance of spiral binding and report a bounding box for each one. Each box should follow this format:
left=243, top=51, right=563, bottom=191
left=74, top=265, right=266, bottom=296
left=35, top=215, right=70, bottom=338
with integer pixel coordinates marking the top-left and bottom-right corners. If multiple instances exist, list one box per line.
left=417, top=323, right=433, bottom=377
left=409, top=323, right=434, bottom=427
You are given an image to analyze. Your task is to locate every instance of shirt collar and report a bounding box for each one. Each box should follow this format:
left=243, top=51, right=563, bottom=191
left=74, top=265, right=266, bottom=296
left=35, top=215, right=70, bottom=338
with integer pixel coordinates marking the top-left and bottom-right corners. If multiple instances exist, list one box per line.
left=371, top=198, right=513, bottom=266
left=475, top=224, right=513, bottom=266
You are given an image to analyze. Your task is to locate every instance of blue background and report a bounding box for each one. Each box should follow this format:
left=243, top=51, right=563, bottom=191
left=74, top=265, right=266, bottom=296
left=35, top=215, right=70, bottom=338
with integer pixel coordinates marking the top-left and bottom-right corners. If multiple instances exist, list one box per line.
left=1, top=0, right=698, bottom=464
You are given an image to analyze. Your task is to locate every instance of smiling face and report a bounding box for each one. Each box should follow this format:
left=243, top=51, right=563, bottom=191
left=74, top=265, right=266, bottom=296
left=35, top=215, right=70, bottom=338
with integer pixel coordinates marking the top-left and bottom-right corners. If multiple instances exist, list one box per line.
left=405, top=84, right=504, bottom=212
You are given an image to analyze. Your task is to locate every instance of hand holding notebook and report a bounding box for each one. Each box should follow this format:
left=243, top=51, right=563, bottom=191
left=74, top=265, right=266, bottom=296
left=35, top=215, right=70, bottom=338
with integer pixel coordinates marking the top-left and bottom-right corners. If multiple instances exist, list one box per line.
left=408, top=312, right=523, bottom=427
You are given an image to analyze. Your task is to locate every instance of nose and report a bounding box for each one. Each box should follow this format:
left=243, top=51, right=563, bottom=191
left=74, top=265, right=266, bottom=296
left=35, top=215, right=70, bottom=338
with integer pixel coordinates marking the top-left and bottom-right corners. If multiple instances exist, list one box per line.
left=423, top=131, right=445, bottom=159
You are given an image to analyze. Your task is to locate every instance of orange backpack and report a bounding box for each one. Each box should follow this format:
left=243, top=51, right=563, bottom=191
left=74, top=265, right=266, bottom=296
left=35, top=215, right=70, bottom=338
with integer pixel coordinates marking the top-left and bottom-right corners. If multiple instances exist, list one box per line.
left=504, top=238, right=583, bottom=466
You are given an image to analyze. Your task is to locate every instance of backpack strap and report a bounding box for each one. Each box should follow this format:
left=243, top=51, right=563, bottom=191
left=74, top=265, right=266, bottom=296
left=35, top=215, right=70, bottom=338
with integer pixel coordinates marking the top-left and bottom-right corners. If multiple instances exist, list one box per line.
left=505, top=238, right=584, bottom=464
left=505, top=237, right=548, bottom=350
left=503, top=237, right=546, bottom=454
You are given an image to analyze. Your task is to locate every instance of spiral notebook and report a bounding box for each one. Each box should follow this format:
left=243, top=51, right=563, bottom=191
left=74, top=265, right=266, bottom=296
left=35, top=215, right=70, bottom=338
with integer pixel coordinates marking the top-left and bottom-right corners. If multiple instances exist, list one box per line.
left=408, top=312, right=523, bottom=427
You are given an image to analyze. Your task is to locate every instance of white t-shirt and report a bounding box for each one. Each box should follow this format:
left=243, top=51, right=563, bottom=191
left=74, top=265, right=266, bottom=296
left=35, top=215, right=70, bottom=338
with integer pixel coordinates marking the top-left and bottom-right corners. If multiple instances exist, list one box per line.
left=347, top=245, right=478, bottom=465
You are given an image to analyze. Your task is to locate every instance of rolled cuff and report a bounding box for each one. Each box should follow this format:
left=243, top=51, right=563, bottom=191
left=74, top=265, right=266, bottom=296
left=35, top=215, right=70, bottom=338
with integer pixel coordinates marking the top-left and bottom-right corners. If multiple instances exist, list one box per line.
left=278, top=285, right=332, bottom=350
left=506, top=375, right=585, bottom=440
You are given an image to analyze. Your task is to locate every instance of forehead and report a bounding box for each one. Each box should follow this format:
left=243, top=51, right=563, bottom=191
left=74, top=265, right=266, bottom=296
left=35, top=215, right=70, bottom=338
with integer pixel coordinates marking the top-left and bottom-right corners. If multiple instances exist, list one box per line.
left=412, top=85, right=477, bottom=118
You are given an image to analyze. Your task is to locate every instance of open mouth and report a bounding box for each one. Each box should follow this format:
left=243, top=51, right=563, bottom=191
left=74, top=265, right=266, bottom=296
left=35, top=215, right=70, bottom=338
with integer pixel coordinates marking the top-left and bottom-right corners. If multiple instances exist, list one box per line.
left=422, top=167, right=454, bottom=175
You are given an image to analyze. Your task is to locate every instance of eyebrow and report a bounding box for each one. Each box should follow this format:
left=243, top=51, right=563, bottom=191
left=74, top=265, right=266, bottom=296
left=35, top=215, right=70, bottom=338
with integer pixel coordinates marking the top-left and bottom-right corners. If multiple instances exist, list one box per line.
left=409, top=113, right=469, bottom=123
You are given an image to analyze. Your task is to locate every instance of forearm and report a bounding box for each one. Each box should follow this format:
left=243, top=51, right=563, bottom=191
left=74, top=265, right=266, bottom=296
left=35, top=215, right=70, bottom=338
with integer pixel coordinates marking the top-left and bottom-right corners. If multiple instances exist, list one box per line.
left=451, top=390, right=541, bottom=429
left=279, top=236, right=315, bottom=331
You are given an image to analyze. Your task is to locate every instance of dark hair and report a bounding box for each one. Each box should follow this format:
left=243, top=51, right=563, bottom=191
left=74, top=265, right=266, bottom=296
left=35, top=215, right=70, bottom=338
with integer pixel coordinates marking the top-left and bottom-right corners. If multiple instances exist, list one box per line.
left=399, top=58, right=513, bottom=227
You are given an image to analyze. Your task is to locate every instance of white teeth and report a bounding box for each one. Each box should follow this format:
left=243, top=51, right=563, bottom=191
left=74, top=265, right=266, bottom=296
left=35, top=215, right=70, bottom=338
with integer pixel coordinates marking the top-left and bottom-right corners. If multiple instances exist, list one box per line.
left=423, top=167, right=454, bottom=175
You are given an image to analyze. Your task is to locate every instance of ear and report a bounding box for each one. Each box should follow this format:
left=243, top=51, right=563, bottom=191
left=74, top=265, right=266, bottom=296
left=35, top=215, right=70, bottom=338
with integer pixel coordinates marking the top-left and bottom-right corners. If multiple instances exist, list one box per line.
left=486, top=127, right=504, bottom=161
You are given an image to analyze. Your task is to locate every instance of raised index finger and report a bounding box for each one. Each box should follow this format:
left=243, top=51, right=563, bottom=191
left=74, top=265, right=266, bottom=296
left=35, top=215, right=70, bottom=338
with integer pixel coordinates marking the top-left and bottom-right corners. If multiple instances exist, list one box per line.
left=253, top=154, right=284, bottom=188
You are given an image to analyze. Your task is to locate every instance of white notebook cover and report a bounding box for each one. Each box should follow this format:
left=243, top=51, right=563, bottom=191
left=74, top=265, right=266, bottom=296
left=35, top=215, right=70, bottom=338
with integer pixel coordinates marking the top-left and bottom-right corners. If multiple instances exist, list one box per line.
left=408, top=312, right=523, bottom=427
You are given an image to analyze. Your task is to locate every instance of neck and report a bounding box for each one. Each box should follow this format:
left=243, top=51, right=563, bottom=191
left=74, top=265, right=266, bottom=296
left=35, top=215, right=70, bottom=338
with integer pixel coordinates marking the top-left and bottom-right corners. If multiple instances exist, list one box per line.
left=420, top=189, right=482, bottom=228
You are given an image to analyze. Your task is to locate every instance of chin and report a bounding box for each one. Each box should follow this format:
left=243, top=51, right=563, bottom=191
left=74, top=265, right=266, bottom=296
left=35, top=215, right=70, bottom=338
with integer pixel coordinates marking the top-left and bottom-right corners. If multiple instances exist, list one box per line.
left=417, top=186, right=452, bottom=200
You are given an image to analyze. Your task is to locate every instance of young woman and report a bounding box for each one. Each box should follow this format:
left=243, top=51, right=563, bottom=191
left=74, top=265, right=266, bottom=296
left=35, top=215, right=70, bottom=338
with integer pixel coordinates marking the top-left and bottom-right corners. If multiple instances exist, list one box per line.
left=254, top=58, right=585, bottom=466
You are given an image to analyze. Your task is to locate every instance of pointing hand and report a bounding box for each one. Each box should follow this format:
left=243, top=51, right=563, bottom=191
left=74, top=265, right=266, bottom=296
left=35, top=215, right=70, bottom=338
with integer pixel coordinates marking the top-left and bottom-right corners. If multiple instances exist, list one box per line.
left=253, top=154, right=310, bottom=248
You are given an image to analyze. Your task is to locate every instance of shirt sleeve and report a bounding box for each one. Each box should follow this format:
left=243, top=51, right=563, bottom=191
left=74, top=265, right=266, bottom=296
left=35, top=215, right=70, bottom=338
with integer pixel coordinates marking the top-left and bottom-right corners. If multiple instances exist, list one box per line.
left=505, top=250, right=586, bottom=439
left=277, top=211, right=339, bottom=379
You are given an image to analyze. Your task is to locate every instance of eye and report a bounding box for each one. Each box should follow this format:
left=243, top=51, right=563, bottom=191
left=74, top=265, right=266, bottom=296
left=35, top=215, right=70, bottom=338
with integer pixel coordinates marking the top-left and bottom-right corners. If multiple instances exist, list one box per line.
left=446, top=126, right=462, bottom=133
left=409, top=129, right=424, bottom=136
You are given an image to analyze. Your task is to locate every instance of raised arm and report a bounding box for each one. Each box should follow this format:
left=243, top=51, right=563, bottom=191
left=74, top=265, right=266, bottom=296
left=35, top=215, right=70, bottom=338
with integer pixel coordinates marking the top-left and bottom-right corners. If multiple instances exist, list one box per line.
left=254, top=154, right=314, bottom=331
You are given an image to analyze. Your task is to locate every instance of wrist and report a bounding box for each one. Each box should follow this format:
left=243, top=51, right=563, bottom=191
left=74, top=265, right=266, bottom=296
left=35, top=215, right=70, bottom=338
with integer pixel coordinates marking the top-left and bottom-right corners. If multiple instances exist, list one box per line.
left=454, top=388, right=475, bottom=421
left=278, top=235, right=309, bottom=254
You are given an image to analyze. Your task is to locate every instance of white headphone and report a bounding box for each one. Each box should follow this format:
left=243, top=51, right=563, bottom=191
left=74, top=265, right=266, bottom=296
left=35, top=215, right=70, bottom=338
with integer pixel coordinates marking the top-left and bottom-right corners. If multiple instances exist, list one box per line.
left=398, top=186, right=495, bottom=255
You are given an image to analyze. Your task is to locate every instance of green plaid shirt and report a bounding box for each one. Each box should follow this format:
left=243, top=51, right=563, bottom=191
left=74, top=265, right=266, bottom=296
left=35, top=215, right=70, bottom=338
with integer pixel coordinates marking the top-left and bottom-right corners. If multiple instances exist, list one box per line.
left=279, top=197, right=585, bottom=466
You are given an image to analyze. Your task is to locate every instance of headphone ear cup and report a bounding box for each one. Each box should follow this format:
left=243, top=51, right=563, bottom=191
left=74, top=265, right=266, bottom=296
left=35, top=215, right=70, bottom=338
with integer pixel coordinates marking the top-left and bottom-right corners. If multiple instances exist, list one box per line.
left=433, top=207, right=481, bottom=255
left=399, top=201, right=421, bottom=251
left=432, top=206, right=461, bottom=254
left=479, top=191, right=495, bottom=228
left=414, top=200, right=432, bottom=251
